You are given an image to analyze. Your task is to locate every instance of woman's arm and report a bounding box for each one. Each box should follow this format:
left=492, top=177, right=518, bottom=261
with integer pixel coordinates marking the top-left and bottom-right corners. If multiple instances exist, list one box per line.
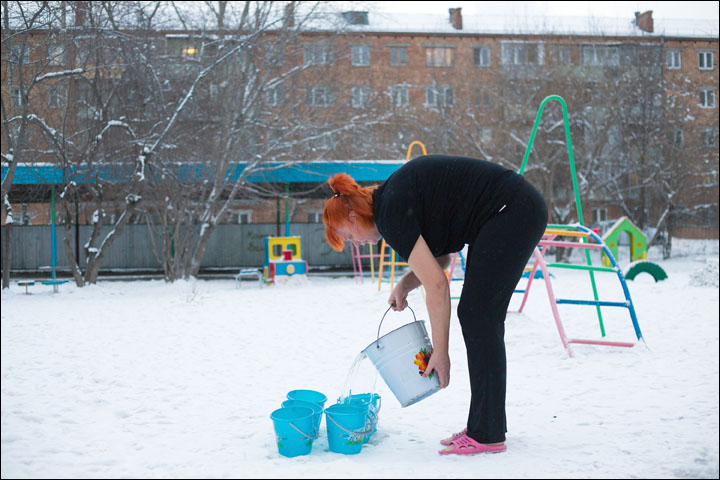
left=387, top=253, right=452, bottom=310
left=404, top=235, right=451, bottom=388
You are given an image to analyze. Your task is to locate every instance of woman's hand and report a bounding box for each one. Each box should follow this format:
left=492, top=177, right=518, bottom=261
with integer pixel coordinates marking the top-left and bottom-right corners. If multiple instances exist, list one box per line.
left=423, top=349, right=450, bottom=388
left=388, top=282, right=409, bottom=311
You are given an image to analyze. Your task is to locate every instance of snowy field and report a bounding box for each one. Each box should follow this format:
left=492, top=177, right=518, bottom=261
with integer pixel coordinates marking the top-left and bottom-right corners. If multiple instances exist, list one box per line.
left=1, top=244, right=718, bottom=479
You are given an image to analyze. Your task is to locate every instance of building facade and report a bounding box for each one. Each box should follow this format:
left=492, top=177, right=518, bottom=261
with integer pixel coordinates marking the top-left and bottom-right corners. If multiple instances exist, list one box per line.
left=2, top=4, right=718, bottom=241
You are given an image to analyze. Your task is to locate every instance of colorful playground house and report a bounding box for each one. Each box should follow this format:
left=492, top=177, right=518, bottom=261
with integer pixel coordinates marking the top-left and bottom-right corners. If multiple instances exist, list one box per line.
left=263, top=236, right=308, bottom=284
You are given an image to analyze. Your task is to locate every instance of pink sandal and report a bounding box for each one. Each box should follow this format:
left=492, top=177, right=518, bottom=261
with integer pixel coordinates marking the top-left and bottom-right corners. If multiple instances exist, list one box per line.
left=440, top=428, right=467, bottom=446
left=438, top=434, right=507, bottom=455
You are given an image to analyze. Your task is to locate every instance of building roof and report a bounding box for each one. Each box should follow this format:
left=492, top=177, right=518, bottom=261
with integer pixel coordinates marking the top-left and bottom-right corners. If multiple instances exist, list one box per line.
left=329, top=12, right=719, bottom=39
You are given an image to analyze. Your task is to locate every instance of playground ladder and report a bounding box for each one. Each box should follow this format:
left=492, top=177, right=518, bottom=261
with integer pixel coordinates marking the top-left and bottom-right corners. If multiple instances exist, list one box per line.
left=512, top=224, right=644, bottom=358
left=513, top=95, right=645, bottom=356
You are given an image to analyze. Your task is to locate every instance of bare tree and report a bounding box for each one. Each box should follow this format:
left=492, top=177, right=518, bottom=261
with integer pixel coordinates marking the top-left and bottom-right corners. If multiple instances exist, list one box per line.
left=1, top=1, right=90, bottom=287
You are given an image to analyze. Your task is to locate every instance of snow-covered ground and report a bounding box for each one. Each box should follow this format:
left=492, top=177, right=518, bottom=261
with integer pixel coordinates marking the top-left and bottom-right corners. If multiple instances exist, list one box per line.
left=1, top=245, right=718, bottom=479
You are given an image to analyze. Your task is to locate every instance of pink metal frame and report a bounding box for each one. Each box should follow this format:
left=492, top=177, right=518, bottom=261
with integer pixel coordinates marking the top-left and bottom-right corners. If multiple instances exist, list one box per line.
left=512, top=232, right=636, bottom=358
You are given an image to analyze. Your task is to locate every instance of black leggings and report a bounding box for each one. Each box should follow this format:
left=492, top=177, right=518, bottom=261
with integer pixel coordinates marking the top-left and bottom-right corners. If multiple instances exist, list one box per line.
left=457, top=177, right=547, bottom=444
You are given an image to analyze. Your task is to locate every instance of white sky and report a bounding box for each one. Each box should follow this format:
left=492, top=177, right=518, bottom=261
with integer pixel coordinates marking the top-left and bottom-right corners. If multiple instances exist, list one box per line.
left=359, top=1, right=719, bottom=20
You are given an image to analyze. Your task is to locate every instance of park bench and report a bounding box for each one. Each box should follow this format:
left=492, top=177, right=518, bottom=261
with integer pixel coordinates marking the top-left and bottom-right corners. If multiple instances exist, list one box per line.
left=17, top=280, right=35, bottom=294
left=235, top=268, right=263, bottom=288
left=42, top=279, right=69, bottom=293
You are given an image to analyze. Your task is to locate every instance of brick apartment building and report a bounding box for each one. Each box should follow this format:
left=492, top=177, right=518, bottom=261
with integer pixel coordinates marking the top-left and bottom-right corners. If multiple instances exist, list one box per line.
left=2, top=4, right=719, bottom=239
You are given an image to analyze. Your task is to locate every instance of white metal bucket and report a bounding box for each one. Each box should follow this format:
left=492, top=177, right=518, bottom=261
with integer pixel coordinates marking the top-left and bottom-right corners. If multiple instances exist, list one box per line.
left=362, top=306, right=440, bottom=408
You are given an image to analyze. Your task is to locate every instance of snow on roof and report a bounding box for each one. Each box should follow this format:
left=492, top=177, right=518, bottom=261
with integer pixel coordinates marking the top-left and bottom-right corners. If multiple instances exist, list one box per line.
left=320, top=11, right=719, bottom=39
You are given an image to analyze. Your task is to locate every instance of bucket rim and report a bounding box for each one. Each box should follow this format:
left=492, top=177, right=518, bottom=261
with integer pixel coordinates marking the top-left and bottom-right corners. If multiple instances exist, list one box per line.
left=286, top=389, right=328, bottom=404
left=270, top=406, right=315, bottom=421
left=361, top=319, right=428, bottom=354
left=325, top=403, right=367, bottom=415
left=282, top=399, right=324, bottom=413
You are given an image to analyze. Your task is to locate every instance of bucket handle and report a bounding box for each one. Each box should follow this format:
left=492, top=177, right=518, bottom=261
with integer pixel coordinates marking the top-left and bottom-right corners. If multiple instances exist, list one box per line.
left=287, top=422, right=320, bottom=440
left=375, top=304, right=417, bottom=347
left=325, top=412, right=375, bottom=437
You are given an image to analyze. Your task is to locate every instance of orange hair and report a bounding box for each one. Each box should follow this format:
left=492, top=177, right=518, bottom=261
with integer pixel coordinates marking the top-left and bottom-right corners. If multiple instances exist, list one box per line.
left=323, top=173, right=378, bottom=252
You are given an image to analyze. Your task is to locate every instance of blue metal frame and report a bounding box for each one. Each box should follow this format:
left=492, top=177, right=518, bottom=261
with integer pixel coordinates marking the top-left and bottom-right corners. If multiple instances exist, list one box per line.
left=553, top=224, right=644, bottom=342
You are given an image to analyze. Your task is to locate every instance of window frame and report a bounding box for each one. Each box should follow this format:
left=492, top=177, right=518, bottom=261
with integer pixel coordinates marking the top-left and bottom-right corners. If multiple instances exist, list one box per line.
left=390, top=46, right=407, bottom=66
left=307, top=211, right=322, bottom=223
left=306, top=85, right=332, bottom=107
left=267, top=85, right=284, bottom=107
left=390, top=84, right=409, bottom=107
left=47, top=84, right=65, bottom=109
left=424, top=46, right=455, bottom=67
left=48, top=44, right=65, bottom=66
left=581, top=44, right=620, bottom=67
left=666, top=49, right=682, bottom=70
left=502, top=41, right=545, bottom=66
left=592, top=207, right=608, bottom=224
left=10, top=44, right=29, bottom=65
left=351, top=44, right=370, bottom=66
left=699, top=88, right=716, bottom=108
left=351, top=85, right=370, bottom=108
left=701, top=127, right=719, bottom=148
left=303, top=42, right=334, bottom=66
left=473, top=45, right=491, bottom=67
left=10, top=86, right=23, bottom=107
left=237, top=210, right=252, bottom=224
left=698, top=51, right=714, bottom=70
left=425, top=85, right=454, bottom=107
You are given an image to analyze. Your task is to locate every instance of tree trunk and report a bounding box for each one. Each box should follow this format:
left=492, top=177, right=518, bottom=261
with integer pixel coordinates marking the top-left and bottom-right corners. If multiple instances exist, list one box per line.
left=62, top=221, right=85, bottom=287
left=2, top=222, right=12, bottom=289
left=187, top=222, right=215, bottom=278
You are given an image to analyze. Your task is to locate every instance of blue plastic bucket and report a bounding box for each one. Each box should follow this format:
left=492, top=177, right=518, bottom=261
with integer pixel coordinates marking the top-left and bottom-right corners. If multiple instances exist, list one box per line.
left=339, top=393, right=381, bottom=443
left=325, top=404, right=372, bottom=454
left=287, top=389, right=327, bottom=408
left=270, top=406, right=317, bottom=458
left=282, top=399, right=323, bottom=433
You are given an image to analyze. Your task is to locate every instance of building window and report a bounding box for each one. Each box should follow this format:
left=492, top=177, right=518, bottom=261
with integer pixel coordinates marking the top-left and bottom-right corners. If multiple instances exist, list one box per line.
left=266, top=43, right=285, bottom=67
left=304, top=42, right=333, bottom=66
left=166, top=36, right=199, bottom=58
left=552, top=45, right=571, bottom=64
left=237, top=210, right=252, bottom=224
left=307, top=211, right=322, bottom=223
left=502, top=42, right=544, bottom=66
left=351, top=85, right=370, bottom=108
left=670, top=129, right=684, bottom=148
left=10, top=86, right=23, bottom=107
left=47, top=84, right=65, bottom=108
left=702, top=127, right=719, bottom=147
left=10, top=44, right=28, bottom=65
left=592, top=207, right=608, bottom=224
left=390, top=46, right=407, bottom=66
left=702, top=170, right=718, bottom=186
left=351, top=45, right=370, bottom=66
left=698, top=51, right=714, bottom=70
left=473, top=46, right=491, bottom=67
left=306, top=86, right=332, bottom=107
left=267, top=85, right=284, bottom=107
left=389, top=85, right=409, bottom=107
left=666, top=50, right=681, bottom=69
left=425, top=86, right=454, bottom=107
left=425, top=46, right=454, bottom=67
left=581, top=44, right=619, bottom=66
left=48, top=44, right=64, bottom=66
left=699, top=88, right=716, bottom=108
